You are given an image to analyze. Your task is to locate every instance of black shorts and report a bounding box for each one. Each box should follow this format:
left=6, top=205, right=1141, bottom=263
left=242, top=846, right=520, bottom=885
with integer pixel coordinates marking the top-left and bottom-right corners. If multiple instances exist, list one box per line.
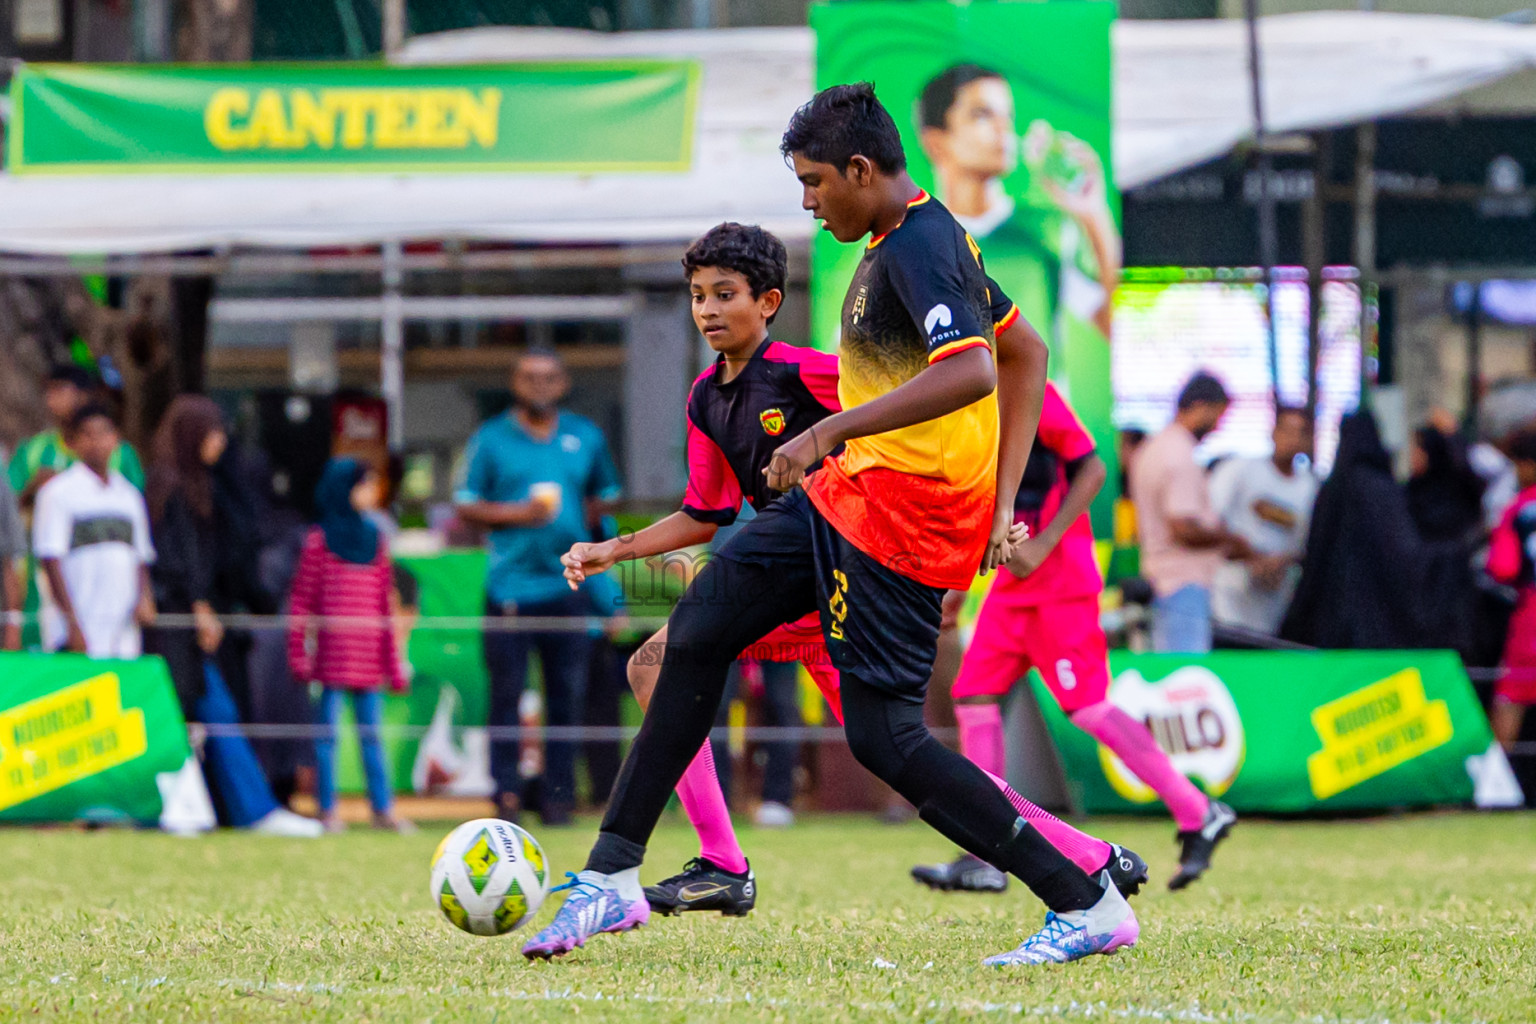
left=715, top=488, right=944, bottom=702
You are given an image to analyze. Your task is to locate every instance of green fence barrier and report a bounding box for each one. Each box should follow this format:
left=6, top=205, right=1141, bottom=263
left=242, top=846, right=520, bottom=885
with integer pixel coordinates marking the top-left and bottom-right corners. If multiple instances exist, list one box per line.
left=1037, top=650, right=1496, bottom=814
left=0, top=653, right=198, bottom=826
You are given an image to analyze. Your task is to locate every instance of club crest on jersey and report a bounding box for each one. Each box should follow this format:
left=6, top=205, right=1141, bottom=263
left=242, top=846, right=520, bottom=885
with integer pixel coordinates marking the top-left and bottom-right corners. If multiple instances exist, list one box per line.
left=760, top=408, right=786, bottom=436
left=851, top=286, right=868, bottom=324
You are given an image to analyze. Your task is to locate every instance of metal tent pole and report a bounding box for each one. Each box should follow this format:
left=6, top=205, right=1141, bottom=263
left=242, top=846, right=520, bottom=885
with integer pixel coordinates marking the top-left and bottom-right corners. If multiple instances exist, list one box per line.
left=381, top=240, right=405, bottom=452
left=1245, top=0, right=1281, bottom=400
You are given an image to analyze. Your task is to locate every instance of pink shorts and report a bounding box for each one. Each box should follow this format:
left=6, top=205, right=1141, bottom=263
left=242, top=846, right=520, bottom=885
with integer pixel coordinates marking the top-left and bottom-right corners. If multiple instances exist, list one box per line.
left=740, top=612, right=843, bottom=723
left=952, top=585, right=1108, bottom=714
left=1497, top=648, right=1536, bottom=705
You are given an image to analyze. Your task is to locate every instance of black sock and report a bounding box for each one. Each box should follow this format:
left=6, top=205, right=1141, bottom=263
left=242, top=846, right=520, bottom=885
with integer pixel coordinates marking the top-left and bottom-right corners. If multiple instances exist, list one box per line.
left=585, top=832, right=648, bottom=875
left=990, top=819, right=1103, bottom=912
left=841, top=674, right=1103, bottom=915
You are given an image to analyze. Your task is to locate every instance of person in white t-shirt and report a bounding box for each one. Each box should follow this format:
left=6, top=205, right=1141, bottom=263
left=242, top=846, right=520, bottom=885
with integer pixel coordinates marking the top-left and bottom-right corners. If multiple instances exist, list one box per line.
left=1209, top=406, right=1319, bottom=637
left=32, top=404, right=156, bottom=658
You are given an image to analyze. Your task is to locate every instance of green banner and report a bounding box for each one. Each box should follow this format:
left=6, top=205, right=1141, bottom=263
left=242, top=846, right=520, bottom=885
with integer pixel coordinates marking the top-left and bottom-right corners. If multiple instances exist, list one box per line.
left=1037, top=651, right=1495, bottom=814
left=0, top=654, right=196, bottom=825
left=8, top=61, right=700, bottom=175
left=811, top=1, right=1121, bottom=532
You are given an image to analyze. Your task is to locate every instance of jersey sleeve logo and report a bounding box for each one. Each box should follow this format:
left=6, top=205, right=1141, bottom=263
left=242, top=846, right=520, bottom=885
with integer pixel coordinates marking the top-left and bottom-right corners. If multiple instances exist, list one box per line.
left=759, top=408, right=786, bottom=436
left=924, top=304, right=953, bottom=337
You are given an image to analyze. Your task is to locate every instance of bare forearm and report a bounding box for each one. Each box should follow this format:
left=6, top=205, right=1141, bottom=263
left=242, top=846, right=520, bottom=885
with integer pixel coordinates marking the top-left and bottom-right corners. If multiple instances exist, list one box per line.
left=1081, top=212, right=1121, bottom=337
left=456, top=500, right=536, bottom=529
left=2, top=561, right=20, bottom=615
left=1038, top=457, right=1106, bottom=552
left=817, top=348, right=997, bottom=450
left=994, top=317, right=1049, bottom=513
left=607, top=512, right=717, bottom=563
left=40, top=560, right=76, bottom=624
left=1168, top=517, right=1231, bottom=549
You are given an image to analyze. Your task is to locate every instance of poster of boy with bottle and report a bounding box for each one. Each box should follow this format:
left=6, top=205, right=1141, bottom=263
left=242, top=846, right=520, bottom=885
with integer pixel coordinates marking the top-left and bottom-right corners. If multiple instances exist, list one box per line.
left=810, top=0, right=1120, bottom=532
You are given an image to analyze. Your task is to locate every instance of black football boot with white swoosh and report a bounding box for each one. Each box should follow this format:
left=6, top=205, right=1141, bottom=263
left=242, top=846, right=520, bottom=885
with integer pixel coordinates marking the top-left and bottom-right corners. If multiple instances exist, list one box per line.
left=1169, top=799, right=1237, bottom=891
left=644, top=857, right=756, bottom=916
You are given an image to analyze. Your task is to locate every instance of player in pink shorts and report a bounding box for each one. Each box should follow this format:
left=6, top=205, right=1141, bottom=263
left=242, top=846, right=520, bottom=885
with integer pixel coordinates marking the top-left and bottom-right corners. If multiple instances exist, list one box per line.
left=914, top=382, right=1236, bottom=893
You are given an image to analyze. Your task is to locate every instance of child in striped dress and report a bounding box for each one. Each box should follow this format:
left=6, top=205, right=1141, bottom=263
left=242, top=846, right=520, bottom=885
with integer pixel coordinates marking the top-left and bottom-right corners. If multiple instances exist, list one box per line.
left=288, top=458, right=411, bottom=833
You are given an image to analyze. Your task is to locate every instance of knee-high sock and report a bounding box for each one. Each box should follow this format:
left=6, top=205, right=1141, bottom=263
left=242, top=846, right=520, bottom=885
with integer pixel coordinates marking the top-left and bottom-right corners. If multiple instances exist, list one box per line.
left=842, top=674, right=1102, bottom=913
left=675, top=741, right=748, bottom=874
left=982, top=768, right=1113, bottom=874
left=955, top=702, right=1006, bottom=775
left=957, top=702, right=1114, bottom=873
left=1071, top=700, right=1209, bottom=831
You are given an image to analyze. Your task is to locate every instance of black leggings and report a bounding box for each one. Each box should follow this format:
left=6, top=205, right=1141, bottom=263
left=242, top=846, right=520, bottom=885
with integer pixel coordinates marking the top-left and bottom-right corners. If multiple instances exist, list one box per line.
left=588, top=544, right=1101, bottom=913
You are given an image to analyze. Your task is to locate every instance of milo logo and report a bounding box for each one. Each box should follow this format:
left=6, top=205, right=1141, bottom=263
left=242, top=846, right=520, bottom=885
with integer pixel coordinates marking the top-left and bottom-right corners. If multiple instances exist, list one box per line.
left=1099, top=667, right=1245, bottom=802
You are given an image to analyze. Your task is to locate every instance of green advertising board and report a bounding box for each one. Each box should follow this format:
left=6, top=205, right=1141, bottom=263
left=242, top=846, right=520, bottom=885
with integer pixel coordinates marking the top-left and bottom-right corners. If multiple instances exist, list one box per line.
left=812, top=1, right=1121, bottom=532
left=0, top=653, right=201, bottom=826
left=8, top=61, right=700, bottom=174
left=1036, top=651, right=1496, bottom=814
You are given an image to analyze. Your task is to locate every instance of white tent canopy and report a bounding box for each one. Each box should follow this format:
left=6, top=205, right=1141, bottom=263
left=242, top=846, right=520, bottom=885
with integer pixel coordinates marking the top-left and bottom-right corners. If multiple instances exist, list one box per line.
left=0, top=11, right=1534, bottom=256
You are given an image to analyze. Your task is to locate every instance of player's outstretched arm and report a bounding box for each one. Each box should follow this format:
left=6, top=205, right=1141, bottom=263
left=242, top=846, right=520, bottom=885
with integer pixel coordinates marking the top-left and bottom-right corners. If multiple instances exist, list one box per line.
left=561, top=511, right=718, bottom=590
left=765, top=347, right=996, bottom=492
left=986, top=316, right=1049, bottom=572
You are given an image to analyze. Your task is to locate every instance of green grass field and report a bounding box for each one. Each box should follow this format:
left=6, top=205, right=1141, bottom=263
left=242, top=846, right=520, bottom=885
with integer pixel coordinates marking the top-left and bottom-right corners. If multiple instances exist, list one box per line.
left=1, top=813, right=1532, bottom=1023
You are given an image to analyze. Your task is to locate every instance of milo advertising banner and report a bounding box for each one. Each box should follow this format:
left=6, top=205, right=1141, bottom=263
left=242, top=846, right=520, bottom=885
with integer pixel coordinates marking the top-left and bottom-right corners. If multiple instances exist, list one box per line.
left=812, top=0, right=1120, bottom=531
left=1037, top=651, right=1504, bottom=814
left=0, top=654, right=211, bottom=829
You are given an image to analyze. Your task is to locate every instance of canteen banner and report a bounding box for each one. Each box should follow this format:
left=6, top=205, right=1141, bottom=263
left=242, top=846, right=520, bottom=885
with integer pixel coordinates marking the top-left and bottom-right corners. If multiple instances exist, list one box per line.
left=7, top=61, right=700, bottom=174
left=0, top=654, right=203, bottom=827
left=1035, top=651, right=1501, bottom=814
left=812, top=1, right=1121, bottom=531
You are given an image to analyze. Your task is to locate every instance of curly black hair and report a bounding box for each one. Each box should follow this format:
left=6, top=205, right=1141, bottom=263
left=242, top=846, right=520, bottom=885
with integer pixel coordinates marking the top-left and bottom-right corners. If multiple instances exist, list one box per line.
left=780, top=82, right=906, bottom=175
left=682, top=223, right=789, bottom=324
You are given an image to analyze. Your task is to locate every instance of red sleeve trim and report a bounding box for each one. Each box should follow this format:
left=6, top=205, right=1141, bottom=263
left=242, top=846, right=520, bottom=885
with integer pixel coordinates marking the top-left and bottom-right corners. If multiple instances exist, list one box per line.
left=927, top=336, right=991, bottom=365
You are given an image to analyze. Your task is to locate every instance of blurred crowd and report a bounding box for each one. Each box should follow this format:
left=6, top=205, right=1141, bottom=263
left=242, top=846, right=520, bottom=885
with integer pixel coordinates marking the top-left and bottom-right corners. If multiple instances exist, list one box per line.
left=4, top=356, right=1534, bottom=835
left=1119, top=371, right=1536, bottom=752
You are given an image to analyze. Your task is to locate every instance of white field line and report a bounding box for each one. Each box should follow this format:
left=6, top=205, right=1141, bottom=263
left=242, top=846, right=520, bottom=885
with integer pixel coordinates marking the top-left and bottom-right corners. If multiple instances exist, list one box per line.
left=22, top=973, right=1491, bottom=1024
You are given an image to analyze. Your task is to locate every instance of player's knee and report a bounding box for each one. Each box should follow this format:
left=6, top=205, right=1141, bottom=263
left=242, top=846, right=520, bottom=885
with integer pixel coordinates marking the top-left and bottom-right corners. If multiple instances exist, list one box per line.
left=626, top=649, right=659, bottom=708
left=843, top=719, right=906, bottom=781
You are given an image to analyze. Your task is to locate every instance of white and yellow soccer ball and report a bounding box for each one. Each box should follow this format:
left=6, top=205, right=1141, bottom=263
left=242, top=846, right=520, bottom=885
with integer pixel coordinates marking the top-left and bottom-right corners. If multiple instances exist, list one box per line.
left=429, top=818, right=549, bottom=936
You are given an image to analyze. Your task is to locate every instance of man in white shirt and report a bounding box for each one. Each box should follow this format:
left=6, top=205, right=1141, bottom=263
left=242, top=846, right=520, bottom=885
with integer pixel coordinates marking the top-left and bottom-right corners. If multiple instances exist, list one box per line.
left=1210, top=406, right=1318, bottom=637
left=32, top=405, right=156, bottom=658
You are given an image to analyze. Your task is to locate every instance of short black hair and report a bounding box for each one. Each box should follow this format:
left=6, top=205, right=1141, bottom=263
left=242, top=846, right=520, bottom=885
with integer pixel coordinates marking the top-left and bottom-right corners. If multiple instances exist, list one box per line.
left=1177, top=371, right=1230, bottom=411
left=48, top=365, right=96, bottom=392
left=919, top=64, right=1006, bottom=130
left=1508, top=428, right=1536, bottom=464
left=65, top=402, right=116, bottom=437
left=683, top=223, right=789, bottom=324
left=780, top=82, right=907, bottom=174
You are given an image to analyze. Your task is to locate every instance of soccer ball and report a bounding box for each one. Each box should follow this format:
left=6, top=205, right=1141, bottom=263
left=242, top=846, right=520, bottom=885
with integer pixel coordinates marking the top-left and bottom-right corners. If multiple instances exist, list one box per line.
left=429, top=818, right=549, bottom=936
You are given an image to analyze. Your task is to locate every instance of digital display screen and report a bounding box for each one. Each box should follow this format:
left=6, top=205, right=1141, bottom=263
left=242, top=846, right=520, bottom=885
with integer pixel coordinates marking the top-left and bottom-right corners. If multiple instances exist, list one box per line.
left=1112, top=268, right=1363, bottom=473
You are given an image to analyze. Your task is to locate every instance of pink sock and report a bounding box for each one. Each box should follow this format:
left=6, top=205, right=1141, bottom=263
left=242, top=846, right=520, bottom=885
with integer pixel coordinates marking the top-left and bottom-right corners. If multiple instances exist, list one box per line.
left=981, top=768, right=1113, bottom=874
left=955, top=703, right=1006, bottom=776
left=957, top=703, right=1113, bottom=874
left=674, top=741, right=748, bottom=874
left=1072, top=701, right=1210, bottom=831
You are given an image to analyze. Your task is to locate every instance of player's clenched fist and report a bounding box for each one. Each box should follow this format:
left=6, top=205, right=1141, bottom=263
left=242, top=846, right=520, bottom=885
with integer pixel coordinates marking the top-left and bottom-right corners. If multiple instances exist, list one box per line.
left=764, top=427, right=822, bottom=492
left=561, top=540, right=617, bottom=590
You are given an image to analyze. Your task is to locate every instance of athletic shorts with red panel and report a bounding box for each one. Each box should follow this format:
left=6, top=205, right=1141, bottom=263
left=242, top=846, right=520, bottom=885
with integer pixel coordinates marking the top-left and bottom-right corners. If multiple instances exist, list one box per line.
left=740, top=612, right=844, bottom=723
left=951, top=582, right=1109, bottom=713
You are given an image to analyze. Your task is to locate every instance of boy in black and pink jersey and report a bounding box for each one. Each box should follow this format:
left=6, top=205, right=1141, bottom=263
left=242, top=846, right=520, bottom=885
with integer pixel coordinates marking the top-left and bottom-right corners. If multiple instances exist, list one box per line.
left=560, top=221, right=1141, bottom=921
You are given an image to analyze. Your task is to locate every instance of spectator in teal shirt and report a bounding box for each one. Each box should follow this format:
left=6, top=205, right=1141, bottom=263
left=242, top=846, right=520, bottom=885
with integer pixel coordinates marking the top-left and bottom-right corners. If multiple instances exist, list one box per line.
left=456, top=348, right=623, bottom=825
